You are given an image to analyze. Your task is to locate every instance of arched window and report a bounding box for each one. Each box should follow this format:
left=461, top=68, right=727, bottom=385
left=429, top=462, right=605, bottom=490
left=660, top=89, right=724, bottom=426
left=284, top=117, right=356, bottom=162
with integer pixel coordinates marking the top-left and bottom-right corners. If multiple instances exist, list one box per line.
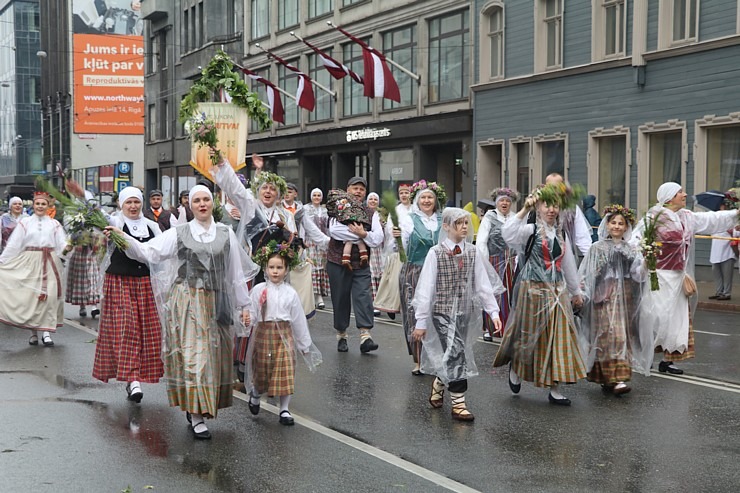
left=480, top=2, right=504, bottom=81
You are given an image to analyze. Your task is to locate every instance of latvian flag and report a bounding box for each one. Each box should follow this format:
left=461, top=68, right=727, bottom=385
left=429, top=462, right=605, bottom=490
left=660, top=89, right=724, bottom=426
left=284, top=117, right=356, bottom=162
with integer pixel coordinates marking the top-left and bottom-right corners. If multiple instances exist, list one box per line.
left=267, top=53, right=316, bottom=112
left=335, top=26, right=401, bottom=102
left=299, top=37, right=363, bottom=84
left=242, top=69, right=285, bottom=124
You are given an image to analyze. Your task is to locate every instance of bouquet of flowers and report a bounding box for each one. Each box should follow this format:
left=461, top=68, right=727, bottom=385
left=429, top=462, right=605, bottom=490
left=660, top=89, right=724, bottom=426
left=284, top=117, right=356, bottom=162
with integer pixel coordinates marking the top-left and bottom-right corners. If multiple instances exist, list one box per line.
left=534, top=182, right=585, bottom=209
left=185, top=112, right=221, bottom=166
left=35, top=177, right=128, bottom=250
left=725, top=183, right=740, bottom=226
left=639, top=210, right=664, bottom=291
left=381, top=190, right=407, bottom=262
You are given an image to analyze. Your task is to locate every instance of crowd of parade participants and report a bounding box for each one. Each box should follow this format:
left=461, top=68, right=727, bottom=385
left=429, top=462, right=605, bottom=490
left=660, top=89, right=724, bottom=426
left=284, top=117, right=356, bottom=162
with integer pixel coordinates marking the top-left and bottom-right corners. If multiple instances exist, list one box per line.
left=1, top=154, right=739, bottom=439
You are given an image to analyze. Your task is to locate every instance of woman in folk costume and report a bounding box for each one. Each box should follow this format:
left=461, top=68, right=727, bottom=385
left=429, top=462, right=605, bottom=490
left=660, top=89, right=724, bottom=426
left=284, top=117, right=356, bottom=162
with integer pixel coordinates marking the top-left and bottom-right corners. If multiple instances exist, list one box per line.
left=373, top=215, right=402, bottom=319
left=92, top=187, right=164, bottom=403
left=412, top=208, right=504, bottom=421
left=631, top=182, right=740, bottom=375
left=0, top=191, right=67, bottom=347
left=65, top=190, right=103, bottom=319
left=108, top=184, right=258, bottom=440
left=303, top=188, right=330, bottom=309
left=1, top=196, right=24, bottom=253
left=476, top=188, right=519, bottom=340
left=366, top=192, right=384, bottom=305
left=246, top=241, right=322, bottom=426
left=577, top=205, right=652, bottom=395
left=493, top=192, right=586, bottom=406
left=398, top=181, right=445, bottom=376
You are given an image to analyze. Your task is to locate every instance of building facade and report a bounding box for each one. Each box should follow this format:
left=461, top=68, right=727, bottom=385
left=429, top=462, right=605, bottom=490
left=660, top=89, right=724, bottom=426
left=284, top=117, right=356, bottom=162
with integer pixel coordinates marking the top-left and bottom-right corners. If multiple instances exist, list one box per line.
left=0, top=0, right=42, bottom=200
left=472, top=0, right=740, bottom=264
left=141, top=0, right=476, bottom=207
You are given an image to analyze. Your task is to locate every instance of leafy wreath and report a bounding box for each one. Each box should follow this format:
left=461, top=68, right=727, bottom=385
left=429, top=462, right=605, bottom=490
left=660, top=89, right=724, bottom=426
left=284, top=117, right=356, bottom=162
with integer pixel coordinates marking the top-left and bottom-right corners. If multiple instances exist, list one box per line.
left=178, top=49, right=272, bottom=131
left=252, top=240, right=300, bottom=270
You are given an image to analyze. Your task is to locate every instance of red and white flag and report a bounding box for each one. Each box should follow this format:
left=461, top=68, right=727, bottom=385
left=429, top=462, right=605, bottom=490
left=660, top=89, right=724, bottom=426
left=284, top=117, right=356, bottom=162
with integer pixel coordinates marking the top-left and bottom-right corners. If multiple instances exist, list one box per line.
left=242, top=68, right=285, bottom=124
left=266, top=53, right=316, bottom=112
left=298, top=37, right=363, bottom=84
left=335, top=26, right=401, bottom=102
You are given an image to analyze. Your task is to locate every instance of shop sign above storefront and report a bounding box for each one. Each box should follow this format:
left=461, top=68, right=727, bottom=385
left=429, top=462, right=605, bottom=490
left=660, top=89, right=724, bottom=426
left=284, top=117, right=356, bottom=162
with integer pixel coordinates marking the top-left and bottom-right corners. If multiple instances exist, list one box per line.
left=346, top=128, right=392, bottom=142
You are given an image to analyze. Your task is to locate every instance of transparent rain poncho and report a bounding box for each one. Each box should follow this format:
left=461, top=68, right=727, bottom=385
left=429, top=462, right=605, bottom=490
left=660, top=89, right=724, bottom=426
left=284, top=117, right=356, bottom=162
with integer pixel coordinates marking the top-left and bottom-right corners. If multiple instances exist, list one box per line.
left=412, top=208, right=504, bottom=384
left=577, top=215, right=652, bottom=379
left=477, top=208, right=517, bottom=329
left=493, top=210, right=586, bottom=387
left=123, top=217, right=259, bottom=418
left=631, top=203, right=738, bottom=354
left=246, top=279, right=322, bottom=399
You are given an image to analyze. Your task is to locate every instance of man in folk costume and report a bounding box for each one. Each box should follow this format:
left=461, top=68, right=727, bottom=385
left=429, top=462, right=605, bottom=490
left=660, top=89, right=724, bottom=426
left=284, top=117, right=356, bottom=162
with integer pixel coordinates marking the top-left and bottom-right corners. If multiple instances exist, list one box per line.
left=545, top=173, right=593, bottom=257
left=281, top=183, right=301, bottom=216
left=144, top=189, right=176, bottom=232
left=327, top=176, right=384, bottom=353
left=173, top=190, right=194, bottom=226
left=632, top=182, right=740, bottom=374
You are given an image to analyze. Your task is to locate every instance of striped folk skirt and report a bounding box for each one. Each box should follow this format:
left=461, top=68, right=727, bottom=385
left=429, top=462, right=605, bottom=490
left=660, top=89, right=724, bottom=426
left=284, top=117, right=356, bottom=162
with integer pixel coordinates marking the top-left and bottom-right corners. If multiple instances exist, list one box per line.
left=483, top=253, right=515, bottom=336
left=399, top=263, right=423, bottom=362
left=248, top=321, right=295, bottom=397
left=92, top=274, right=164, bottom=383
left=164, top=284, right=234, bottom=418
left=369, top=245, right=384, bottom=299
left=656, top=319, right=695, bottom=362
left=0, top=249, right=64, bottom=332
left=494, top=280, right=586, bottom=388
left=65, top=245, right=102, bottom=306
left=374, top=253, right=401, bottom=313
left=307, top=242, right=330, bottom=297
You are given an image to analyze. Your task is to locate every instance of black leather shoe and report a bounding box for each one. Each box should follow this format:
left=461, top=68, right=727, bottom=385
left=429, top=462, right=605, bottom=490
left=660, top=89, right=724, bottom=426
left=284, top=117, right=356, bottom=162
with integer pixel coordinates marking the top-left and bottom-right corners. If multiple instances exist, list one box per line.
left=548, top=393, right=571, bottom=406
left=91, top=308, right=100, bottom=319
left=337, top=338, right=348, bottom=352
left=658, top=361, right=684, bottom=375
left=508, top=363, right=521, bottom=394
left=388, top=313, right=396, bottom=320
left=279, top=411, right=294, bottom=426
left=708, top=294, right=720, bottom=299
left=248, top=394, right=260, bottom=415
left=483, top=333, right=493, bottom=342
left=360, top=338, right=378, bottom=353
left=191, top=422, right=211, bottom=439
left=126, top=383, right=143, bottom=403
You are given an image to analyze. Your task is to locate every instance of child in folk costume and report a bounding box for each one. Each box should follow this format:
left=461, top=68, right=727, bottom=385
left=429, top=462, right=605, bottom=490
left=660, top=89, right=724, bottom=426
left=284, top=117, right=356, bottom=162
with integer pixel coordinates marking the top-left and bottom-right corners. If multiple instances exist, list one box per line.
left=65, top=190, right=103, bottom=319
left=326, top=189, right=371, bottom=269
left=92, top=187, right=164, bottom=403
left=0, top=191, right=68, bottom=347
left=577, top=205, right=652, bottom=395
left=247, top=241, right=322, bottom=426
left=412, top=208, right=504, bottom=421
left=476, top=188, right=519, bottom=340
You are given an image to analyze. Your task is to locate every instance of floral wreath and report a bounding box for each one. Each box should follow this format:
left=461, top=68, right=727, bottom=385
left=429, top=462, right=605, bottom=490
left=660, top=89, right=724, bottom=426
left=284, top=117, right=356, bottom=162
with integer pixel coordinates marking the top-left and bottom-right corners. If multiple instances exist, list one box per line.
left=251, top=171, right=288, bottom=197
left=252, top=240, right=300, bottom=270
left=410, top=179, right=447, bottom=207
left=489, top=187, right=520, bottom=202
left=602, top=204, right=636, bottom=226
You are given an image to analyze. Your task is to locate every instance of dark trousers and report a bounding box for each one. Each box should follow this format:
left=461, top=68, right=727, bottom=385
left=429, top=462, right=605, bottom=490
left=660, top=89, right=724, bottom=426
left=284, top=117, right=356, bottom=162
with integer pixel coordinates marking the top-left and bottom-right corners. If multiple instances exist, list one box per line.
left=326, top=261, right=374, bottom=332
left=448, top=380, right=468, bottom=393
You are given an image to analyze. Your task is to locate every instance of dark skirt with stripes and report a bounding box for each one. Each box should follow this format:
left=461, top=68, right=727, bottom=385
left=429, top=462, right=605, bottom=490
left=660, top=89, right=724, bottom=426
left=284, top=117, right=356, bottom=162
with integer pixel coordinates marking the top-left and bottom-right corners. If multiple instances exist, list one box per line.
left=400, top=263, right=423, bottom=362
left=92, top=274, right=164, bottom=383
left=248, top=321, right=295, bottom=397
left=482, top=252, right=515, bottom=336
left=65, top=244, right=102, bottom=305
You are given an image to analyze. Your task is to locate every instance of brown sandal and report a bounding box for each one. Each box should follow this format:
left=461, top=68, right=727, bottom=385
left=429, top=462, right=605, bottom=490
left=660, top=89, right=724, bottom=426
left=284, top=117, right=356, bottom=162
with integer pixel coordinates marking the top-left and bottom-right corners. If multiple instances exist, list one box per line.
left=450, top=392, right=474, bottom=421
left=429, top=378, right=444, bottom=409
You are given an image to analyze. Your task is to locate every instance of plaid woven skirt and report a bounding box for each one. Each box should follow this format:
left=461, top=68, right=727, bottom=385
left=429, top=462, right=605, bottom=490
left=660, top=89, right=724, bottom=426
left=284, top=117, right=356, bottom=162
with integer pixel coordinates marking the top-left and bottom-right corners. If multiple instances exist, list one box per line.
left=585, top=287, right=635, bottom=384
left=248, top=321, right=295, bottom=397
left=400, top=263, right=423, bottom=361
left=65, top=245, right=102, bottom=305
left=656, top=318, right=695, bottom=362
left=92, top=274, right=164, bottom=383
left=164, top=284, right=234, bottom=418
left=494, top=280, right=586, bottom=387
left=483, top=253, right=515, bottom=336
left=308, top=242, right=330, bottom=296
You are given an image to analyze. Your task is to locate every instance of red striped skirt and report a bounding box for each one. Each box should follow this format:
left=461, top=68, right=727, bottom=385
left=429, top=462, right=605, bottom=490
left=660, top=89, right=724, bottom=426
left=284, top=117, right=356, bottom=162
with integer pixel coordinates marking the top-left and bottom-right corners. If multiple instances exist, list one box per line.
left=65, top=245, right=102, bottom=305
left=92, top=274, right=163, bottom=383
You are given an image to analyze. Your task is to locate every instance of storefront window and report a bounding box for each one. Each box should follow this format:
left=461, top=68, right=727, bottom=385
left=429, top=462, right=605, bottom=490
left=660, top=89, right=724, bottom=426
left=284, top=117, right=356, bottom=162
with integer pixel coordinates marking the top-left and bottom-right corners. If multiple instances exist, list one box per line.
left=379, top=149, right=414, bottom=192
left=161, top=167, right=174, bottom=208
left=177, top=166, right=196, bottom=208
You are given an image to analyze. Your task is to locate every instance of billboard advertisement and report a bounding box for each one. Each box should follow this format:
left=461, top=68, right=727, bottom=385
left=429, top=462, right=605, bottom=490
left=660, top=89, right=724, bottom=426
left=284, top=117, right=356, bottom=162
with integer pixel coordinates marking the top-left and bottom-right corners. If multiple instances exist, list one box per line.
left=72, top=0, right=144, bottom=135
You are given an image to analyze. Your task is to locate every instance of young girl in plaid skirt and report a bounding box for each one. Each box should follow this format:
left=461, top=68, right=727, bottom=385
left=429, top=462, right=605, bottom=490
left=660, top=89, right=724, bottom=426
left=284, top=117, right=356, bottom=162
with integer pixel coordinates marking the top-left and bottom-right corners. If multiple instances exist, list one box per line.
left=247, top=241, right=322, bottom=426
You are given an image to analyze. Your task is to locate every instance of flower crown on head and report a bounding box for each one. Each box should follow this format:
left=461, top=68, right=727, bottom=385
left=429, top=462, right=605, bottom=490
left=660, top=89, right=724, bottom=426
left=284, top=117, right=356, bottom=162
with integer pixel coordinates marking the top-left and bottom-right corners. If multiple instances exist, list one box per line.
left=489, top=187, right=520, bottom=202
left=251, top=171, right=288, bottom=197
left=33, top=190, right=51, bottom=201
left=602, top=204, right=636, bottom=225
left=410, top=179, right=447, bottom=206
left=252, top=240, right=300, bottom=270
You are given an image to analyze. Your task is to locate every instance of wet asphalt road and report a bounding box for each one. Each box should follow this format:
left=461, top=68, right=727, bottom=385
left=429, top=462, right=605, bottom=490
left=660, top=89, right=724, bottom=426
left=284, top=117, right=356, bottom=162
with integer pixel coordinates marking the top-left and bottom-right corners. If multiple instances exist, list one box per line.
left=1, top=305, right=738, bottom=493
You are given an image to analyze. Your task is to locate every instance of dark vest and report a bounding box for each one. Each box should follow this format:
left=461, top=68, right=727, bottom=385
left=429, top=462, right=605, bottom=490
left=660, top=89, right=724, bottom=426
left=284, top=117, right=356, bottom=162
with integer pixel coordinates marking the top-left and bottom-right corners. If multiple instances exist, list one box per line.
left=106, top=223, right=154, bottom=277
left=144, top=207, right=173, bottom=232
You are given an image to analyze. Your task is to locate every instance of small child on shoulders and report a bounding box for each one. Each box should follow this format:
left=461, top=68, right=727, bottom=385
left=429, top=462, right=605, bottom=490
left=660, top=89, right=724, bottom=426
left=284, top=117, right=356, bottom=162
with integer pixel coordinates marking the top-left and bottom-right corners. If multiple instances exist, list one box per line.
left=326, top=189, right=372, bottom=269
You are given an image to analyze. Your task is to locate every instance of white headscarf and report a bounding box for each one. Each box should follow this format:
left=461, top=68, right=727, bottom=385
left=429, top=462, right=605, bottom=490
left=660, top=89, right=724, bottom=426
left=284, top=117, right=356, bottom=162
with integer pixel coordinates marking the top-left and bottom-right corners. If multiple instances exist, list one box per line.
left=310, top=188, right=323, bottom=200
left=366, top=192, right=379, bottom=205
left=412, top=188, right=438, bottom=216
left=597, top=211, right=634, bottom=242
left=657, top=182, right=682, bottom=205
left=189, top=184, right=213, bottom=207
left=117, top=186, right=150, bottom=238
left=9, top=196, right=22, bottom=206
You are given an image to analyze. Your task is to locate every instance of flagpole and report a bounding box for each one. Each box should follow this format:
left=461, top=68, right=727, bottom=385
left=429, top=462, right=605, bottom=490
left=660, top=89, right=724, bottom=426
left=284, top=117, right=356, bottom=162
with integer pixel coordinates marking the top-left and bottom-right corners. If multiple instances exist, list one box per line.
left=230, top=59, right=297, bottom=101
left=327, top=21, right=421, bottom=82
left=254, top=43, right=337, bottom=99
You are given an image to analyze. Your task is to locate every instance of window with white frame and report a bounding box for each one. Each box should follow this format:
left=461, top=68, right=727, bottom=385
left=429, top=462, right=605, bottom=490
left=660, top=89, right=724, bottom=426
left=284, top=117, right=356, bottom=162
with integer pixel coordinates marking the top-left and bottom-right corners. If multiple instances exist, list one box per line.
left=637, top=121, right=686, bottom=211
left=509, top=139, right=531, bottom=199
left=251, top=0, right=270, bottom=40
left=535, top=0, right=563, bottom=71
left=593, top=0, right=626, bottom=61
left=658, top=0, right=698, bottom=48
left=705, top=125, right=740, bottom=191
left=540, top=140, right=565, bottom=177
left=588, top=129, right=630, bottom=210
left=648, top=132, right=682, bottom=197
left=479, top=3, right=504, bottom=80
